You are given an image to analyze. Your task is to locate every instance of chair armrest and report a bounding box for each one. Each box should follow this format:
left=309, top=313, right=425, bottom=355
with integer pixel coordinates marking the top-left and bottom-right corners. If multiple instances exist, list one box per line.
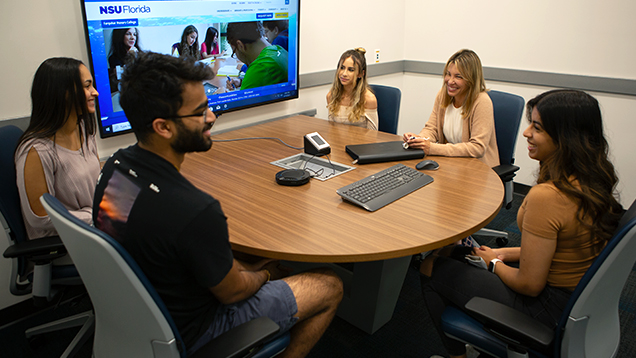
left=3, top=235, right=67, bottom=262
left=492, top=164, right=519, bottom=182
left=191, top=316, right=281, bottom=358
left=465, top=297, right=554, bottom=352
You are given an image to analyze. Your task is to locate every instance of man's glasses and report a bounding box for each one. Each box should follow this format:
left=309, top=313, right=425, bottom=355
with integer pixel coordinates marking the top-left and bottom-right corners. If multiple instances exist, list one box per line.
left=148, top=108, right=216, bottom=127
left=169, top=109, right=209, bottom=122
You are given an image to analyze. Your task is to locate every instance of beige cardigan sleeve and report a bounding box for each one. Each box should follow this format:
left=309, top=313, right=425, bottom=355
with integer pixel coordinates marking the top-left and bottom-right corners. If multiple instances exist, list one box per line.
left=426, top=91, right=499, bottom=168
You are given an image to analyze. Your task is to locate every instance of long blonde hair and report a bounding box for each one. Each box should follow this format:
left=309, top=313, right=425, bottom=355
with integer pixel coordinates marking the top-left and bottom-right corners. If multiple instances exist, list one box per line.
left=440, top=49, right=487, bottom=118
left=327, top=48, right=370, bottom=123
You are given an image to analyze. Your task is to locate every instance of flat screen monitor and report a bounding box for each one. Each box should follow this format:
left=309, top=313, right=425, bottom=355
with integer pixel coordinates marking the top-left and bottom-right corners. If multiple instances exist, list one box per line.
left=80, top=0, right=300, bottom=138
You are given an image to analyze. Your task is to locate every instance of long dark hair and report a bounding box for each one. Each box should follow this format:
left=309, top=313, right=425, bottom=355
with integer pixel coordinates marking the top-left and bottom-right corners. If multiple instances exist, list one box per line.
left=203, top=27, right=219, bottom=55
left=18, top=58, right=96, bottom=149
left=109, top=28, right=140, bottom=64
left=178, top=25, right=200, bottom=59
left=528, top=89, right=623, bottom=241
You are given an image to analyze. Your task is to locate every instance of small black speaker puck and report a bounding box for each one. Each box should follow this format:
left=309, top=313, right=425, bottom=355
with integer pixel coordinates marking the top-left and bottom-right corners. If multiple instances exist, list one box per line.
left=275, top=169, right=310, bottom=186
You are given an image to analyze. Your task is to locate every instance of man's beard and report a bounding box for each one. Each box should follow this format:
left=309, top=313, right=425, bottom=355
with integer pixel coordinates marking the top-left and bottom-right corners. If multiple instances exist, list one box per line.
left=171, top=121, right=213, bottom=153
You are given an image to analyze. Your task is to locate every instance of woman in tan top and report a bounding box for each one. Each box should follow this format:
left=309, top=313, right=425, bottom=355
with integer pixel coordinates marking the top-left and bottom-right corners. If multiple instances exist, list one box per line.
left=326, top=48, right=378, bottom=130
left=403, top=49, right=499, bottom=168
left=419, top=89, right=624, bottom=358
left=15, top=58, right=100, bottom=240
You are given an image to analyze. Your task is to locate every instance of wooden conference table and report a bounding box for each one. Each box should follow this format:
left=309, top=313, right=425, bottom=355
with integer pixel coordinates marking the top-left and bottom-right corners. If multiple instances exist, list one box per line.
left=180, top=115, right=504, bottom=333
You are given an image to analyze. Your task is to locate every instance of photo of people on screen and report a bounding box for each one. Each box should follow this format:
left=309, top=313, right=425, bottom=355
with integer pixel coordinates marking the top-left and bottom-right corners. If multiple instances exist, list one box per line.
left=201, top=27, right=225, bottom=59
left=107, top=28, right=142, bottom=94
left=262, top=20, right=289, bottom=52
left=225, top=21, right=288, bottom=91
left=172, top=25, right=200, bottom=60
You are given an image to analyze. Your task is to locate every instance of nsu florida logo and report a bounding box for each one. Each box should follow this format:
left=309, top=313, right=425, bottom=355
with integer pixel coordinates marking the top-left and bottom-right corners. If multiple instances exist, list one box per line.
left=99, top=5, right=151, bottom=14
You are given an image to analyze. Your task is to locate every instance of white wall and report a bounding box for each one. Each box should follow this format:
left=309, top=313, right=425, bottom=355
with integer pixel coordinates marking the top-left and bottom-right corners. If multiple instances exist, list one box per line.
left=1, top=0, right=635, bottom=310
left=0, top=0, right=89, bottom=120
left=404, top=0, right=636, bottom=79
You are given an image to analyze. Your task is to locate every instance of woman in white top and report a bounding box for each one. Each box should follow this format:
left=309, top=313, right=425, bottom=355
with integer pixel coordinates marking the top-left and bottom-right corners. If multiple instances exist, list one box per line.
left=15, top=57, right=101, bottom=240
left=402, top=49, right=499, bottom=168
left=326, top=48, right=378, bottom=130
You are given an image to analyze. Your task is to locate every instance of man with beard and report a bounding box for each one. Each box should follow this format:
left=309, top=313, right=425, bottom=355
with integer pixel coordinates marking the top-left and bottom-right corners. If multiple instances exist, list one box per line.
left=92, top=51, right=343, bottom=358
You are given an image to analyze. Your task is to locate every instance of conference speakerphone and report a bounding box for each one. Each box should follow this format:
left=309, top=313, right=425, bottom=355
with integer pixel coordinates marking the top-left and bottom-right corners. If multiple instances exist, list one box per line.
left=276, top=169, right=311, bottom=186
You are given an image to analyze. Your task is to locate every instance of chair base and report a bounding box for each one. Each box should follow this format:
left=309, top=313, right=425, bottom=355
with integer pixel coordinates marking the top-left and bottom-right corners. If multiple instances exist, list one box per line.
left=26, top=310, right=95, bottom=358
left=474, top=228, right=509, bottom=247
left=475, top=228, right=509, bottom=239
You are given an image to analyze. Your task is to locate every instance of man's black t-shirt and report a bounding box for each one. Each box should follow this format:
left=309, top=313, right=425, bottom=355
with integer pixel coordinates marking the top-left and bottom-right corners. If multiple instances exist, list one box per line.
left=93, top=144, right=233, bottom=348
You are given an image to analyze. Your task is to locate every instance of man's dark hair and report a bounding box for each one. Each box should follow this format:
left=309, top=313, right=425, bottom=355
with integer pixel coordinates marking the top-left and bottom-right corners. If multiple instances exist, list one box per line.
left=119, top=51, right=213, bottom=143
left=262, top=20, right=288, bottom=32
left=226, top=21, right=264, bottom=46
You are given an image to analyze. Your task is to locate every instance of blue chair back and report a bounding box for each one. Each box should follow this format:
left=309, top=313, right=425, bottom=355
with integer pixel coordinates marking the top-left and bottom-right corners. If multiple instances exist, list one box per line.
left=369, top=84, right=401, bottom=134
left=0, top=125, right=32, bottom=294
left=553, top=200, right=636, bottom=357
left=42, top=193, right=187, bottom=357
left=487, top=90, right=524, bottom=166
left=42, top=193, right=289, bottom=358
left=0, top=125, right=27, bottom=244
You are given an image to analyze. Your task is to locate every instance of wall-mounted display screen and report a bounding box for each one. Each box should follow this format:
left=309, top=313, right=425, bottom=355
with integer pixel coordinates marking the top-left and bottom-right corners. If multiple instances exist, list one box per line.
left=80, top=0, right=300, bottom=138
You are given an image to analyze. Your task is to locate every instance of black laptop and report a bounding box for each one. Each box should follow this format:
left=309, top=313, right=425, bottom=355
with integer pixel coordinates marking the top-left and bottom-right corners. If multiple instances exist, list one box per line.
left=345, top=141, right=425, bottom=164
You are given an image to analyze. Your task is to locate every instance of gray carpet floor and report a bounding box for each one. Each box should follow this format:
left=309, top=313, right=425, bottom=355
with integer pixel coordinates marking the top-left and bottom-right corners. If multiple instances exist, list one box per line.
left=2, top=193, right=635, bottom=357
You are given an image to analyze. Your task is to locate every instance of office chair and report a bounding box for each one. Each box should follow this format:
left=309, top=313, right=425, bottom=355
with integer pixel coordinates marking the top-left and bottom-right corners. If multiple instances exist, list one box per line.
left=41, top=193, right=291, bottom=358
left=0, top=125, right=94, bottom=357
left=441, top=198, right=636, bottom=358
left=369, top=84, right=401, bottom=134
left=475, top=90, right=525, bottom=246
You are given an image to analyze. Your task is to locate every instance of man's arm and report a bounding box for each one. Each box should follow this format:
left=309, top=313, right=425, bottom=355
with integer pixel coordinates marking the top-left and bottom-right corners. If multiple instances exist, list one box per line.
left=209, top=259, right=271, bottom=304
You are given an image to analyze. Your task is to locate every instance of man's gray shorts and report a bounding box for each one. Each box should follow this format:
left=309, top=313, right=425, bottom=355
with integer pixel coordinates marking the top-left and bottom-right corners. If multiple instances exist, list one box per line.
left=188, top=280, right=298, bottom=355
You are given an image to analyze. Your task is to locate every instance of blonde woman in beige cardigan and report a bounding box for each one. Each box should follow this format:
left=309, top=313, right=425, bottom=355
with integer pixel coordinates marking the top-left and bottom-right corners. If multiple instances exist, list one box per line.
left=403, top=49, right=499, bottom=168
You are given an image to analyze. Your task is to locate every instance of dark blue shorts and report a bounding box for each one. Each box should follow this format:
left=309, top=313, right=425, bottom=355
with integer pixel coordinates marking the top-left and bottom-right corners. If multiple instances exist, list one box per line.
left=188, top=280, right=298, bottom=355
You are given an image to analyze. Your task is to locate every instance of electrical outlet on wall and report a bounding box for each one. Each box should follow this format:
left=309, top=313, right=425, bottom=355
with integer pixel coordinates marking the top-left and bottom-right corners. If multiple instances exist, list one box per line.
left=375, top=49, right=380, bottom=63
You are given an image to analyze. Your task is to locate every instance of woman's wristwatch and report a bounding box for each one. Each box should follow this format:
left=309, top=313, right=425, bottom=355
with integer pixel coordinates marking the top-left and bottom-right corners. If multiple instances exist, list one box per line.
left=488, top=258, right=503, bottom=273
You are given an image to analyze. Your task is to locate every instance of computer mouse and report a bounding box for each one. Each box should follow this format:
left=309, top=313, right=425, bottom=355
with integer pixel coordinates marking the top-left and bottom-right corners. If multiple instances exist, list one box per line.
left=415, top=159, right=439, bottom=171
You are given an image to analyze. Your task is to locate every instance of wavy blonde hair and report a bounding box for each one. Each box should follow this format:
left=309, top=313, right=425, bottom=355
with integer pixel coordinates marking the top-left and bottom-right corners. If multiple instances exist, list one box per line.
left=440, top=49, right=487, bottom=118
left=327, top=48, right=370, bottom=123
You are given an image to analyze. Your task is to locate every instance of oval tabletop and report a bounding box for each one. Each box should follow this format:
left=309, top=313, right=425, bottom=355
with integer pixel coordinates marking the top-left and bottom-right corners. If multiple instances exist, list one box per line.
left=180, top=115, right=504, bottom=262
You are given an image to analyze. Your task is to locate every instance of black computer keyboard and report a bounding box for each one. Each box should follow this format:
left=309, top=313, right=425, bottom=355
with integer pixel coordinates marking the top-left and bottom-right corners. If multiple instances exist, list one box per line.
left=336, top=163, right=434, bottom=211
